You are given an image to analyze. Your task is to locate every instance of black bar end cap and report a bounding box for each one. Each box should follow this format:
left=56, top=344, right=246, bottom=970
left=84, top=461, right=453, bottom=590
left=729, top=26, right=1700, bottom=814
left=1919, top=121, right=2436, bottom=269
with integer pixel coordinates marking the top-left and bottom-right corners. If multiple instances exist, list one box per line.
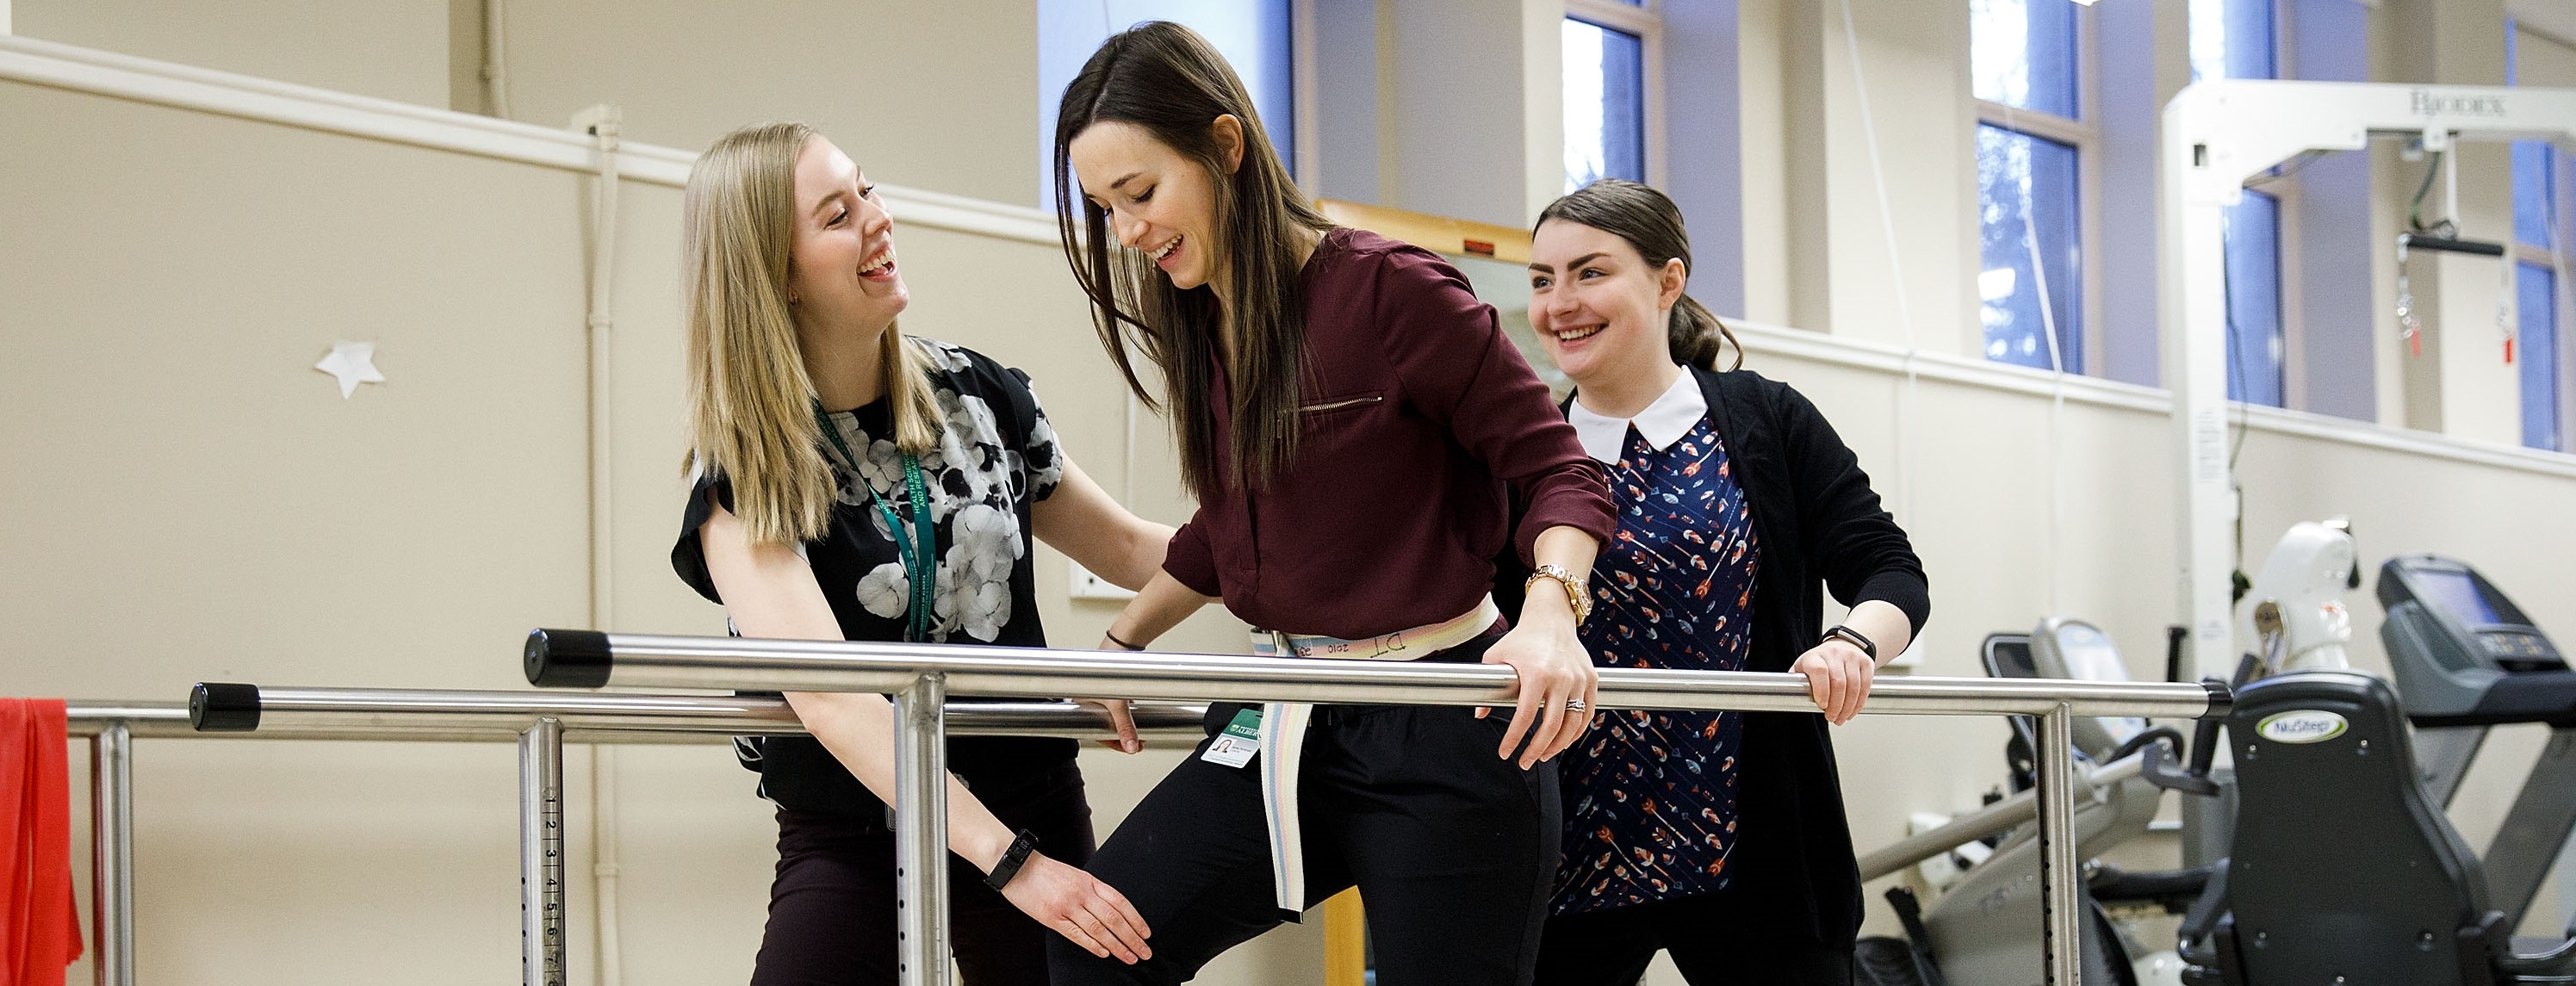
left=527, top=628, right=613, bottom=688
left=190, top=682, right=262, bottom=732
left=2200, top=679, right=2235, bottom=719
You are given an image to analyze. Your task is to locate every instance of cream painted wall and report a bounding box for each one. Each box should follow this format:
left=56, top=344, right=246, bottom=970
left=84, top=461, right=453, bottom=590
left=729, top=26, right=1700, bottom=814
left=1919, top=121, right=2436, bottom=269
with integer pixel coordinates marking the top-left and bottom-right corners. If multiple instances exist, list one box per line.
left=15, top=0, right=2576, bottom=982
left=0, top=58, right=1276, bottom=986
left=495, top=0, right=1040, bottom=207
left=13, top=0, right=448, bottom=105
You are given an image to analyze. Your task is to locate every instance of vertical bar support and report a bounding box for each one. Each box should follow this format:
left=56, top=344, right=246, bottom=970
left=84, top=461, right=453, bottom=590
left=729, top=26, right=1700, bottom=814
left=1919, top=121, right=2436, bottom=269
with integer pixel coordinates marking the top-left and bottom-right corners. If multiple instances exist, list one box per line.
left=520, top=717, right=566, bottom=986
left=90, top=722, right=133, bottom=986
left=2037, top=704, right=2083, bottom=986
left=893, top=674, right=951, bottom=986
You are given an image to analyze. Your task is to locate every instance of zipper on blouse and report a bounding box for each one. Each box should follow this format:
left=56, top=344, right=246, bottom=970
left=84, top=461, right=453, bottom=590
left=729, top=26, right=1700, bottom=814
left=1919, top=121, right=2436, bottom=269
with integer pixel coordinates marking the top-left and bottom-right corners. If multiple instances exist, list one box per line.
left=1296, top=394, right=1384, bottom=413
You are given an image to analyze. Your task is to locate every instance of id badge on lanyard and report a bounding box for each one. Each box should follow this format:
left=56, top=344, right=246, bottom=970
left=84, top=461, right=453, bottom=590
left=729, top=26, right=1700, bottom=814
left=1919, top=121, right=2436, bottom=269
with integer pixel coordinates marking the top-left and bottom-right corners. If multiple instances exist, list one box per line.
left=814, top=403, right=938, bottom=642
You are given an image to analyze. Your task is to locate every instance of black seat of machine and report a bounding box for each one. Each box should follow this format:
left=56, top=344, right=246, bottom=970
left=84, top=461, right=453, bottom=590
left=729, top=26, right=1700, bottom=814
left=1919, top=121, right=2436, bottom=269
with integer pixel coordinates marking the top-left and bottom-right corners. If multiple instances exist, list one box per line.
left=2188, top=669, right=2576, bottom=985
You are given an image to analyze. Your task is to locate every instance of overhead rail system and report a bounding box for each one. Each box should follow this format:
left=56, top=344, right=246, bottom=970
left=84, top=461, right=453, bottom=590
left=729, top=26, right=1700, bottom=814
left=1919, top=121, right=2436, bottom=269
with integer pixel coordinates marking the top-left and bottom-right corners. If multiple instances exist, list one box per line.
left=2161, top=80, right=2576, bottom=679
left=522, top=629, right=2231, bottom=986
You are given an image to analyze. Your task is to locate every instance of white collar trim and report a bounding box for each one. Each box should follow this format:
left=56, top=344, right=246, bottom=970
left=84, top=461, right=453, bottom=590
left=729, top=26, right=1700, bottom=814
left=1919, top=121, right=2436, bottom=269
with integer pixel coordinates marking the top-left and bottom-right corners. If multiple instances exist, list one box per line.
left=1567, top=369, right=1707, bottom=463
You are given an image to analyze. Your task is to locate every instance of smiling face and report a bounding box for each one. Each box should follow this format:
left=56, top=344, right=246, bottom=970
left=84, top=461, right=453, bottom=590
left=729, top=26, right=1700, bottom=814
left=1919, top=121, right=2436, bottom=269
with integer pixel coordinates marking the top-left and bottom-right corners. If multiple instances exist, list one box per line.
left=1067, top=119, right=1236, bottom=294
left=1527, top=218, right=1686, bottom=387
left=788, top=136, right=907, bottom=340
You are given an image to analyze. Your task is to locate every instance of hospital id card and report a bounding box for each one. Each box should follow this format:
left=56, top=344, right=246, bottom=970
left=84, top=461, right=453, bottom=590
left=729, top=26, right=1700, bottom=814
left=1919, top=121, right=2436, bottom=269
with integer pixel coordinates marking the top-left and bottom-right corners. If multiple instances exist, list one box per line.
left=1200, top=707, right=1262, bottom=767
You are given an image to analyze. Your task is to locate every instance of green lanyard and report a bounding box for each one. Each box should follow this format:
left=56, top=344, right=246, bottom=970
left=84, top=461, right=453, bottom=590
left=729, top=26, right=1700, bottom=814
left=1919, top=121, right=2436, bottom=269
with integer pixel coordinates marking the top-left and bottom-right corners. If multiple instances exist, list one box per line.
left=813, top=403, right=937, bottom=642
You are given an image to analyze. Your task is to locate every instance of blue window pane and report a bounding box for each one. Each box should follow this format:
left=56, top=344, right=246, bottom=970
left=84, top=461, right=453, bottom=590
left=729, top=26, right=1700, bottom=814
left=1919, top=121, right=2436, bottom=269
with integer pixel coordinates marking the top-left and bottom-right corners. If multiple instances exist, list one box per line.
left=1978, top=125, right=2084, bottom=371
left=2223, top=191, right=2285, bottom=406
left=1564, top=18, right=1645, bottom=192
left=2523, top=263, right=2562, bottom=450
left=2516, top=141, right=2555, bottom=248
left=1039, top=0, right=1293, bottom=208
left=1971, top=0, right=2079, bottom=118
left=2190, top=0, right=2276, bottom=82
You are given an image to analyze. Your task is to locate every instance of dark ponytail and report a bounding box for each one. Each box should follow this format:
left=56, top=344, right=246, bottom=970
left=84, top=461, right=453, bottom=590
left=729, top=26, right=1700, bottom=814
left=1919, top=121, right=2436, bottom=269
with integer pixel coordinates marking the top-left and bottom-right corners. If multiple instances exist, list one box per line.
left=1533, top=178, right=1741, bottom=371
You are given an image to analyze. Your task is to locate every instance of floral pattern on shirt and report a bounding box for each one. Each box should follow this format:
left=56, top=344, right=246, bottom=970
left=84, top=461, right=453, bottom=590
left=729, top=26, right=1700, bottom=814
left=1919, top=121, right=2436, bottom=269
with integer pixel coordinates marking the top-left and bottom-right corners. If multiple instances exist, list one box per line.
left=1552, top=415, right=1760, bottom=915
left=815, top=339, right=1061, bottom=643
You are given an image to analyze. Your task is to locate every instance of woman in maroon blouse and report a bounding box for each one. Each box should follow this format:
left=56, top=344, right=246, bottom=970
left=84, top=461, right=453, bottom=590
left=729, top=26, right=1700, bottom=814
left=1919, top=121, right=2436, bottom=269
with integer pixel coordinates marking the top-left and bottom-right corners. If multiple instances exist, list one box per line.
left=1045, top=22, right=1616, bottom=986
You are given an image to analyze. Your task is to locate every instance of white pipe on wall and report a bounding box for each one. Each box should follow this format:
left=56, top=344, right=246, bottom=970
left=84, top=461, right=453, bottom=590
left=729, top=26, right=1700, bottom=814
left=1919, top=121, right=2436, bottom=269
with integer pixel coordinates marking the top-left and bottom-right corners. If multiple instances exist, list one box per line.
left=481, top=0, right=512, bottom=120
left=574, top=102, right=624, bottom=986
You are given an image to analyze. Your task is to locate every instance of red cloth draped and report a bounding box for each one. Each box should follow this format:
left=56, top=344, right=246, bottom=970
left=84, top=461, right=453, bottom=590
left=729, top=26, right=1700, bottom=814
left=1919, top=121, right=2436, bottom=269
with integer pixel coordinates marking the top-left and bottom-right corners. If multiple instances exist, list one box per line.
left=3, top=699, right=83, bottom=986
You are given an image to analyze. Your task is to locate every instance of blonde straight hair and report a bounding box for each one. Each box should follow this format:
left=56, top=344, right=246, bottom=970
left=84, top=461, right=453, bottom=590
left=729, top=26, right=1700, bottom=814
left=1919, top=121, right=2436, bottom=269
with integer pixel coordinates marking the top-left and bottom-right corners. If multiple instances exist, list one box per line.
left=682, top=121, right=941, bottom=545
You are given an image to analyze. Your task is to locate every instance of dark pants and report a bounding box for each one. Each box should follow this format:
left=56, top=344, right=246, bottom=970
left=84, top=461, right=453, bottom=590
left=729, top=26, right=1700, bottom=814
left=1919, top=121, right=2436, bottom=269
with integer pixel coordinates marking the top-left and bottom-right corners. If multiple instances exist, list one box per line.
left=1532, top=886, right=1853, bottom=986
left=1048, top=695, right=1560, bottom=985
left=751, top=760, right=1095, bottom=986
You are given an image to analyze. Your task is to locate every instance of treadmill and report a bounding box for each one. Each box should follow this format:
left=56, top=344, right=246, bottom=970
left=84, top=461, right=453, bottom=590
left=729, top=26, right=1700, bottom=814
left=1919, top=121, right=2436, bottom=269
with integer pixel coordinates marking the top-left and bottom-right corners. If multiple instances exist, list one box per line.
left=2379, top=554, right=2576, bottom=932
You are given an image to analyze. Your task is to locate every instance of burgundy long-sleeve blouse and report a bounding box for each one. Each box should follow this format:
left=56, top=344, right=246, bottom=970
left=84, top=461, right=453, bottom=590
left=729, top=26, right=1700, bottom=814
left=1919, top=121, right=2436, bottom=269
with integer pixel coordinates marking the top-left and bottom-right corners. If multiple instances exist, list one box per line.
left=1161, top=227, right=1616, bottom=640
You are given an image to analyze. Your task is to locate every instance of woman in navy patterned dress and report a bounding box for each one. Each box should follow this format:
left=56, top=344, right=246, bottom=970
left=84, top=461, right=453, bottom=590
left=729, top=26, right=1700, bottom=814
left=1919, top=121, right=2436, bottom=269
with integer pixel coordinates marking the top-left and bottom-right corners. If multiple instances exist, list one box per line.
left=1518, top=180, right=1931, bottom=985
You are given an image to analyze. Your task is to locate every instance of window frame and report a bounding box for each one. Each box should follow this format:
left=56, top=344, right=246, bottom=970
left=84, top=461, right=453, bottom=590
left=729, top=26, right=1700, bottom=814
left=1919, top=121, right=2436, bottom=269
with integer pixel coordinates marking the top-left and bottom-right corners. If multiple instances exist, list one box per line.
left=1971, top=0, right=2101, bottom=375
left=1565, top=0, right=1666, bottom=190
left=2511, top=151, right=2573, bottom=451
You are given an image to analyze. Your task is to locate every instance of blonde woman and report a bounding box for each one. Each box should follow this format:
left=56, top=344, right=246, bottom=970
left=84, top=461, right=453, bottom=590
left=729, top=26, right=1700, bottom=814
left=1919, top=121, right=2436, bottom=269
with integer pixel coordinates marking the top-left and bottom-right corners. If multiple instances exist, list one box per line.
left=675, top=121, right=1157, bottom=984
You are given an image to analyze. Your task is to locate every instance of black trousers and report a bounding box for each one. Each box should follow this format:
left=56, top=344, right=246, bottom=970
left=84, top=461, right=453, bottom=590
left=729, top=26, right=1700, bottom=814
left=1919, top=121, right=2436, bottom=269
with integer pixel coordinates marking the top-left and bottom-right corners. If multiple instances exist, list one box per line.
left=1532, top=886, right=1853, bottom=986
left=750, top=760, right=1095, bottom=986
left=1048, top=694, right=1560, bottom=985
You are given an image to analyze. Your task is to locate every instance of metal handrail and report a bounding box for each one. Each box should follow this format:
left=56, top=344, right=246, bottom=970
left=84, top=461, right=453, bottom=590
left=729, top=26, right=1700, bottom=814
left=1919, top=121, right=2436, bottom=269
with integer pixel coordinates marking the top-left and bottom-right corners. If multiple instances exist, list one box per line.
left=524, top=629, right=2233, bottom=986
left=58, top=690, right=1205, bottom=986
left=1854, top=749, right=2151, bottom=882
left=524, top=629, right=2227, bottom=719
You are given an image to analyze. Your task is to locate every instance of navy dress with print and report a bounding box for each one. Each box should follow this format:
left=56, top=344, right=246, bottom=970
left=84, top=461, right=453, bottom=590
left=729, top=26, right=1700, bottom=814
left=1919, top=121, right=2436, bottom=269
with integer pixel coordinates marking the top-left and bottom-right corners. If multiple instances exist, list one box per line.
left=1553, top=415, right=1760, bottom=915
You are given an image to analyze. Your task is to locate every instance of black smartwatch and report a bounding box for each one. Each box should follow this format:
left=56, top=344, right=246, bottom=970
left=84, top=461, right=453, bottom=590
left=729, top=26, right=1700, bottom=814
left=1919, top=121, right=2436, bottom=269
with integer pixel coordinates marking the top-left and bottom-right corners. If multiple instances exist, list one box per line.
left=1822, top=624, right=1878, bottom=661
left=984, top=828, right=1041, bottom=891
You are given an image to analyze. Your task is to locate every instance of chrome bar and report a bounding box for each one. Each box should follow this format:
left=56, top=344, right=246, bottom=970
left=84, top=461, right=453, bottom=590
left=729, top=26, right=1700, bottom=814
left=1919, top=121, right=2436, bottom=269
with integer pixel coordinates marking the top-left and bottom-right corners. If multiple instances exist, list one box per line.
left=163, top=688, right=1207, bottom=741
left=91, top=722, right=133, bottom=986
left=892, top=675, right=948, bottom=986
left=1855, top=750, right=2148, bottom=883
left=59, top=693, right=1201, bottom=986
left=519, top=718, right=566, bottom=986
left=528, top=630, right=2227, bottom=721
left=2037, top=704, right=2082, bottom=986
left=68, top=704, right=191, bottom=739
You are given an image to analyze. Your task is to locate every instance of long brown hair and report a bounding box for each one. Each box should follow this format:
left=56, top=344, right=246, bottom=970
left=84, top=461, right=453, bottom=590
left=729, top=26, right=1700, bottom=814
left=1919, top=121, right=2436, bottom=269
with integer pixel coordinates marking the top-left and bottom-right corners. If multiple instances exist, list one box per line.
left=1052, top=21, right=1333, bottom=496
left=1536, top=179, right=1742, bottom=371
left=681, top=121, right=941, bottom=544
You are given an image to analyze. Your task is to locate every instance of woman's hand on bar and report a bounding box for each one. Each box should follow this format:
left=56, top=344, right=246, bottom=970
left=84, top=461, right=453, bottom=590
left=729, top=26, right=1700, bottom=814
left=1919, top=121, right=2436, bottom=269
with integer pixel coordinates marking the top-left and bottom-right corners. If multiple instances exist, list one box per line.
left=1001, top=853, right=1153, bottom=964
left=1079, top=697, right=1142, bottom=753
left=1482, top=525, right=1604, bottom=769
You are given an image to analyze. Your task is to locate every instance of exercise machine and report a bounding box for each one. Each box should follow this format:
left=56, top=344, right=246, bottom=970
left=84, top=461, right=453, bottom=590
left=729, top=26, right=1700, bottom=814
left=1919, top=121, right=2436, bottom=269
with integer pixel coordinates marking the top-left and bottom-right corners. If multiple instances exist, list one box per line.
left=2379, top=555, right=2576, bottom=933
left=2170, top=669, right=2576, bottom=984
left=1858, top=619, right=2213, bottom=986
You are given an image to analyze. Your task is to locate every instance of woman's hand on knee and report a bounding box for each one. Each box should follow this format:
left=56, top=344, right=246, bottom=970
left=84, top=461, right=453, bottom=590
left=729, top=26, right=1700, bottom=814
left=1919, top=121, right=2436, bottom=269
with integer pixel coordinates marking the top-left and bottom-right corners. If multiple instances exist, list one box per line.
left=1000, top=853, right=1153, bottom=964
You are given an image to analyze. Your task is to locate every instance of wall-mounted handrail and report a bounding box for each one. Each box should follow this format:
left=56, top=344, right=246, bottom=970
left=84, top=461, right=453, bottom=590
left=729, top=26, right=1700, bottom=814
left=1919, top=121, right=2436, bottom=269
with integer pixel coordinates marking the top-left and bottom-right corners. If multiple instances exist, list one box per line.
left=524, top=629, right=2231, bottom=986
left=58, top=689, right=1205, bottom=986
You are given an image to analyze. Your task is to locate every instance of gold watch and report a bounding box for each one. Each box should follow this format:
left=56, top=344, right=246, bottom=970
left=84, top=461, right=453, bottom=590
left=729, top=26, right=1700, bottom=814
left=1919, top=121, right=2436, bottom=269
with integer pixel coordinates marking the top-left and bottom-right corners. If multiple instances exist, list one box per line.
left=1525, top=564, right=1594, bottom=624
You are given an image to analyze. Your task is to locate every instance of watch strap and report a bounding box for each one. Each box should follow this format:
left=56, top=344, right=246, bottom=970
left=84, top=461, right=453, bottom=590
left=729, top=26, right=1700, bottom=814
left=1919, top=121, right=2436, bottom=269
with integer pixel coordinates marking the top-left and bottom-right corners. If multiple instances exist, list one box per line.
left=984, top=828, right=1040, bottom=891
left=1822, top=624, right=1878, bottom=660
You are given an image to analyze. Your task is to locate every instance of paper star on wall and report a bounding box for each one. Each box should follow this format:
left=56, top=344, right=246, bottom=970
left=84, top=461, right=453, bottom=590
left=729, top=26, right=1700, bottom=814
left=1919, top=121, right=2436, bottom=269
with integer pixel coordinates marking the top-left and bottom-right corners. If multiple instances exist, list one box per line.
left=314, top=342, right=386, bottom=399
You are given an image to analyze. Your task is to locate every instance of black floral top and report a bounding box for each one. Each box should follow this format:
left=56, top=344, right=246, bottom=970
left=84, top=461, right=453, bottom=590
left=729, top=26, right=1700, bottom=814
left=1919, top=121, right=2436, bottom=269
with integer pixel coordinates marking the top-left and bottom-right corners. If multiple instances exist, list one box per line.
left=673, top=338, right=1072, bottom=819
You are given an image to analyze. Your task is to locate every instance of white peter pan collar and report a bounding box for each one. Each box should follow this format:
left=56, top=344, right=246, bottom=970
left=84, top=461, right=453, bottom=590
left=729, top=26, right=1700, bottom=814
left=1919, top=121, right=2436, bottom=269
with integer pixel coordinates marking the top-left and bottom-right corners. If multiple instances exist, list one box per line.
left=1567, top=369, right=1708, bottom=463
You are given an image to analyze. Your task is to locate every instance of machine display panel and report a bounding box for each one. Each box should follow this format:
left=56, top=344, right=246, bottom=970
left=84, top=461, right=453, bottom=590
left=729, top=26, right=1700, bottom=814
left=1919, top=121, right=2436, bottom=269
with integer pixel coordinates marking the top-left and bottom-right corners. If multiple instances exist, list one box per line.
left=2415, top=568, right=2510, bottom=626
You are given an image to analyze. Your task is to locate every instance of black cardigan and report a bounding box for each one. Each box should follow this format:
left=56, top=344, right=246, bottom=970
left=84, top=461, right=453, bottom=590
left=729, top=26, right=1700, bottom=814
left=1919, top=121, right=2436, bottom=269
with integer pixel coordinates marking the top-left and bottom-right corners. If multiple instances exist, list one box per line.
left=1504, top=364, right=1931, bottom=946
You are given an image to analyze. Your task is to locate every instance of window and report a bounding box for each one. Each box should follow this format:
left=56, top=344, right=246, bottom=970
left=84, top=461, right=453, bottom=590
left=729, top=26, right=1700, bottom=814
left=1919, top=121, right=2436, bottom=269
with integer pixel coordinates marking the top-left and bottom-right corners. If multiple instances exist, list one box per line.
left=2511, top=23, right=2571, bottom=451
left=1564, top=1, right=1660, bottom=193
left=2189, top=0, right=2289, bottom=406
left=1972, top=0, right=2091, bottom=372
left=2523, top=261, right=2562, bottom=450
left=1037, top=0, right=1294, bottom=208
